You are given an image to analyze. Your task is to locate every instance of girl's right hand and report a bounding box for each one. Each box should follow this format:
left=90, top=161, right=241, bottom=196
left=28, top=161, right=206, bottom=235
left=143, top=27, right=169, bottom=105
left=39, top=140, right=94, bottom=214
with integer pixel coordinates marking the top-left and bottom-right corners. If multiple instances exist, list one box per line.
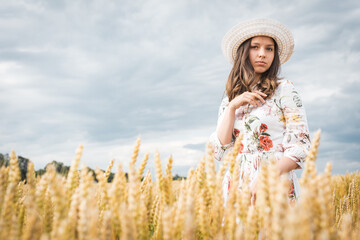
left=229, top=91, right=267, bottom=110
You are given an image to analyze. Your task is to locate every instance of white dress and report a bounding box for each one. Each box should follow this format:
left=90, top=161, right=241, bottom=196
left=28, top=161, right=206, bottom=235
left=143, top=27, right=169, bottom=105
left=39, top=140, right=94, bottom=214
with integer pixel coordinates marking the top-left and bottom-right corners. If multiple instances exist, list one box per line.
left=209, top=79, right=311, bottom=203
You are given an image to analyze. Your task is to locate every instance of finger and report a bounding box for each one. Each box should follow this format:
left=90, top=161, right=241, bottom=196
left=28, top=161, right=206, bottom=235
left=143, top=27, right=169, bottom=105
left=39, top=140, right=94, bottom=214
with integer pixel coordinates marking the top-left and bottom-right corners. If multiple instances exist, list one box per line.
left=244, top=96, right=259, bottom=108
left=253, top=93, right=267, bottom=104
left=250, top=92, right=266, bottom=104
left=254, top=90, right=267, bottom=97
left=248, top=95, right=262, bottom=107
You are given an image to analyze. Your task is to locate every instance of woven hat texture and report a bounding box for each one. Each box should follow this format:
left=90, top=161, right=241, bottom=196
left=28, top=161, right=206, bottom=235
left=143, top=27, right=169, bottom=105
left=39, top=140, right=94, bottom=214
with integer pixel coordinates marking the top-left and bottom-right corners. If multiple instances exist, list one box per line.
left=221, top=18, right=294, bottom=65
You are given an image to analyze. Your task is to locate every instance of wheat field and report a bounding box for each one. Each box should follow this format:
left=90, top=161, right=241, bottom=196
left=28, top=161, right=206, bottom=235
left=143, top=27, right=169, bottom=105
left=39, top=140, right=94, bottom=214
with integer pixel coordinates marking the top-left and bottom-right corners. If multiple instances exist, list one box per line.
left=0, top=130, right=359, bottom=240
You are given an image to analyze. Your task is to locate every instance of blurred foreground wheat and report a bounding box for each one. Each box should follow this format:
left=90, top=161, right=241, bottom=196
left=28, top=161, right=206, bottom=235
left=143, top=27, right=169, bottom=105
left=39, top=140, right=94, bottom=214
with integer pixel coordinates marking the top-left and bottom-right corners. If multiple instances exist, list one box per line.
left=0, top=130, right=359, bottom=240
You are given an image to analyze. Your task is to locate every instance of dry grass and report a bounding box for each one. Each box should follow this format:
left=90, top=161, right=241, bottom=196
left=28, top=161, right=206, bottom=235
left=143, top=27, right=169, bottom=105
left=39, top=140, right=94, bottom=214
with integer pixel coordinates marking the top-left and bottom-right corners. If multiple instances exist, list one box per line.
left=0, top=133, right=359, bottom=240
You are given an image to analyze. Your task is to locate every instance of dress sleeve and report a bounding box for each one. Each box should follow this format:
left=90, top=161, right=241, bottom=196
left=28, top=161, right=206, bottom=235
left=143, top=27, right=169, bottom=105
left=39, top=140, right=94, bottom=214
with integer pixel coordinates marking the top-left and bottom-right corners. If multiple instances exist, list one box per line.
left=279, top=80, right=311, bottom=169
left=209, top=97, right=234, bottom=161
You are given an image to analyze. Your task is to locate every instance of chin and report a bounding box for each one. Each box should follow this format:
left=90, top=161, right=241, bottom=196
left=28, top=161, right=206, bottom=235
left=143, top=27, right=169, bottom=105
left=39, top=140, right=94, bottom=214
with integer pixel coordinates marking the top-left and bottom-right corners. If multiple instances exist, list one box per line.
left=255, top=70, right=267, bottom=74
left=254, top=67, right=270, bottom=74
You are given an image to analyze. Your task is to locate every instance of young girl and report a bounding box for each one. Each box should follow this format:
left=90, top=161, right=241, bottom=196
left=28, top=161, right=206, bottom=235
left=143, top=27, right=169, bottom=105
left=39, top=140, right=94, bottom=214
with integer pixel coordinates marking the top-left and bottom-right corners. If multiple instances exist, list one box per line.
left=209, top=18, right=311, bottom=204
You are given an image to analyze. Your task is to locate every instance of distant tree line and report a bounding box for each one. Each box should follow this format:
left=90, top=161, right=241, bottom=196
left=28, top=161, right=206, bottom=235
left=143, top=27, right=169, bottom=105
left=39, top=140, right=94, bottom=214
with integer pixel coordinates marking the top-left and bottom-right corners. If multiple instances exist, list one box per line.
left=0, top=153, right=185, bottom=182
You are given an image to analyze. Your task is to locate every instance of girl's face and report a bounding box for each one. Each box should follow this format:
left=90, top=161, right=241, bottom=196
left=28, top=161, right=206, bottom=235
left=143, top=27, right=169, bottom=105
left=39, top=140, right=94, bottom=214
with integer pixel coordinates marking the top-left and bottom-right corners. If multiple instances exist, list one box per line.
left=249, top=36, right=275, bottom=75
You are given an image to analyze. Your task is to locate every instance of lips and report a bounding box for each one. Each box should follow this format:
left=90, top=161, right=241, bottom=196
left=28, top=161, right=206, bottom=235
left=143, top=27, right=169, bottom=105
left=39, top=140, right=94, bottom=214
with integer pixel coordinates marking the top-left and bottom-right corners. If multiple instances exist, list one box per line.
left=255, top=61, right=266, bottom=66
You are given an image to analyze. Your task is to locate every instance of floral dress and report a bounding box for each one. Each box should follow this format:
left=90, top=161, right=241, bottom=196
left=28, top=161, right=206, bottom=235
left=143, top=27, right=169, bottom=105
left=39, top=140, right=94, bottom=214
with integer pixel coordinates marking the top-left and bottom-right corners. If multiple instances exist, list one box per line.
left=209, top=79, right=311, bottom=204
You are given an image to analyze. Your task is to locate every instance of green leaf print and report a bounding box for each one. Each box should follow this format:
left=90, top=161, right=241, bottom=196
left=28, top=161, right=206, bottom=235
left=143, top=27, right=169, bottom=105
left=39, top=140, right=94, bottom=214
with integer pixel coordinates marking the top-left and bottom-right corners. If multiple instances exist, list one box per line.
left=245, top=123, right=251, bottom=131
left=261, top=132, right=270, bottom=136
left=248, top=115, right=259, bottom=124
left=243, top=154, right=248, bottom=163
left=279, top=96, right=287, bottom=107
left=274, top=97, right=285, bottom=110
left=292, top=90, right=303, bottom=107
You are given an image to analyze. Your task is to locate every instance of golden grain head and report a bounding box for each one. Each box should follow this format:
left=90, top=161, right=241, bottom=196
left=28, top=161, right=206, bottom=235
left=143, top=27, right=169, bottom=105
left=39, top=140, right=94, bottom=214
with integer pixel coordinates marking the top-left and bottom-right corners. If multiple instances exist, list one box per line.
left=0, top=138, right=359, bottom=240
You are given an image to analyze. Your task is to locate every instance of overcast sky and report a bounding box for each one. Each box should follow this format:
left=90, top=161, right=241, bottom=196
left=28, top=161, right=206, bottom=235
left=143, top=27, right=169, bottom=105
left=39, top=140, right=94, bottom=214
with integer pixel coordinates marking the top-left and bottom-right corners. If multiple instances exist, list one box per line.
left=1, top=0, right=359, bottom=176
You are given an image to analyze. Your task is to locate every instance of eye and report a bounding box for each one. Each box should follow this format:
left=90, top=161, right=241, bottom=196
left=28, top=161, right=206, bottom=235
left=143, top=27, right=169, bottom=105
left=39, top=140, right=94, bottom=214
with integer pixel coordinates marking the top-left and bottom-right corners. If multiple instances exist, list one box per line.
left=266, top=47, right=274, bottom=51
left=251, top=46, right=258, bottom=49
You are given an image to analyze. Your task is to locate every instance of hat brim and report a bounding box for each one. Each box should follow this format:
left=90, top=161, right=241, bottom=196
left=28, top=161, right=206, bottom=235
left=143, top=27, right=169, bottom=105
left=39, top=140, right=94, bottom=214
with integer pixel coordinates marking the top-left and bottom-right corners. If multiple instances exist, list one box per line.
left=222, top=18, right=294, bottom=65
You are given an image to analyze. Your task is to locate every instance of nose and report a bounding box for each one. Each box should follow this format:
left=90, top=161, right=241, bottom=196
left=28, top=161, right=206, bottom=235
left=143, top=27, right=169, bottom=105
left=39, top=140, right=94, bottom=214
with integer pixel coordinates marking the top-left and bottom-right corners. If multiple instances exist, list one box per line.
left=258, top=48, right=265, bottom=58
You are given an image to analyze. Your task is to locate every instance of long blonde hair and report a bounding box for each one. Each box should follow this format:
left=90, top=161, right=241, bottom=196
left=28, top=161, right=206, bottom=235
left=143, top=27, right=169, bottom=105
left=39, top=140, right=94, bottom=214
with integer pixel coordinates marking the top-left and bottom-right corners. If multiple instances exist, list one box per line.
left=225, top=37, right=281, bottom=101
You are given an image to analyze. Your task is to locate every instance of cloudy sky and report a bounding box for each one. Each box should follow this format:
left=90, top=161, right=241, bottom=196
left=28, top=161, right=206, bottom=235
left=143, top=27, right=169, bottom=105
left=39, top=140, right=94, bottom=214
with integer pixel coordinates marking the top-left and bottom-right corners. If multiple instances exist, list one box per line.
left=1, top=0, right=359, bottom=176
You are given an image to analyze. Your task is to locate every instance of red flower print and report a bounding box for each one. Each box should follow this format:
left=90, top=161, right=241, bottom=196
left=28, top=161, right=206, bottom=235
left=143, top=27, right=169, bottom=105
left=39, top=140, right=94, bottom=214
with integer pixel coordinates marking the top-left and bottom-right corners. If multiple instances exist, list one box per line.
left=260, top=123, right=268, bottom=132
left=288, top=182, right=296, bottom=207
left=288, top=182, right=294, bottom=196
left=259, top=136, right=273, bottom=151
left=234, top=128, right=240, bottom=137
left=238, top=142, right=244, bottom=154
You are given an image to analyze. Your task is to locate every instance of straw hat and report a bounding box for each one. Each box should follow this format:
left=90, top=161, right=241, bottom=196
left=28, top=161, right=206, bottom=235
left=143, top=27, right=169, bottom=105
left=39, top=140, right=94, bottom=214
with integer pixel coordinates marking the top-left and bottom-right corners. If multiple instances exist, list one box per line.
left=221, top=18, right=294, bottom=65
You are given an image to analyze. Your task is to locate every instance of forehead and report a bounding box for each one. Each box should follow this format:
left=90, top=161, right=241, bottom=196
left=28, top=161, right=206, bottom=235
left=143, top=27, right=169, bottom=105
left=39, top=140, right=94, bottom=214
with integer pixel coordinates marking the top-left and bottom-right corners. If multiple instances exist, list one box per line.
left=251, top=36, right=275, bottom=45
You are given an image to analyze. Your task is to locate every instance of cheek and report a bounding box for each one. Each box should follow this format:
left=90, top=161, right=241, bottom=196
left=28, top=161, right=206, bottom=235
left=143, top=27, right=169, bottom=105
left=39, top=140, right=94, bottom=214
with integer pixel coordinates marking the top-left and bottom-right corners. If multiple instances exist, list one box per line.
left=269, top=53, right=275, bottom=64
left=249, top=51, right=256, bottom=63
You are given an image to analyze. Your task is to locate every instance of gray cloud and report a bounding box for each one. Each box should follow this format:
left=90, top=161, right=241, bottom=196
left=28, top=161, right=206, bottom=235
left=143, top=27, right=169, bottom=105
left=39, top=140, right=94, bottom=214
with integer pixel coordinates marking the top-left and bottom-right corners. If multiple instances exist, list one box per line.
left=0, top=0, right=359, bottom=174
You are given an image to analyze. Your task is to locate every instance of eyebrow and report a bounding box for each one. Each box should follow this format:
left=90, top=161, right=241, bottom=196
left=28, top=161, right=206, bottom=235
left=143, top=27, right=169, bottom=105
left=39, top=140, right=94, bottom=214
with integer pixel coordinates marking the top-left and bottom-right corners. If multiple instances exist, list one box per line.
left=251, top=42, right=275, bottom=47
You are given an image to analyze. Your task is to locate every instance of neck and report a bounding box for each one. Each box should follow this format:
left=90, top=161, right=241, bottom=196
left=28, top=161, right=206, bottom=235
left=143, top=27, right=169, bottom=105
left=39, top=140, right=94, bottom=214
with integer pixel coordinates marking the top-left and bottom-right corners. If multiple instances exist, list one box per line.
left=249, top=74, right=261, bottom=91
left=255, top=73, right=261, bottom=83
